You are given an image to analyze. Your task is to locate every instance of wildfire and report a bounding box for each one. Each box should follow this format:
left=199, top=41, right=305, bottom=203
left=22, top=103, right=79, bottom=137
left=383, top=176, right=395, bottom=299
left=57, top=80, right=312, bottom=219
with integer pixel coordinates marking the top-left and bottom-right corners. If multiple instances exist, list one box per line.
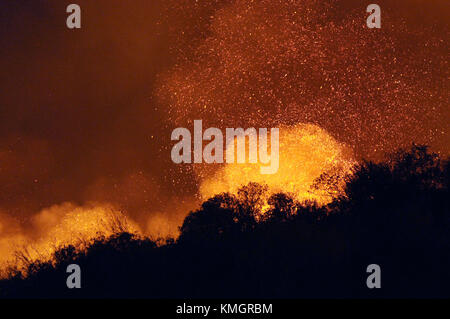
left=0, top=124, right=354, bottom=277
left=0, top=203, right=141, bottom=277
left=198, top=124, right=355, bottom=206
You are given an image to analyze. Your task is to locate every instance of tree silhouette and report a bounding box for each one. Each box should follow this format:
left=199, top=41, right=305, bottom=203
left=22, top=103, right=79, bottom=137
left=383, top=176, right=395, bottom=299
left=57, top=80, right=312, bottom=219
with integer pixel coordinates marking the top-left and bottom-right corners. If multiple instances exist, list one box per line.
left=0, top=145, right=448, bottom=298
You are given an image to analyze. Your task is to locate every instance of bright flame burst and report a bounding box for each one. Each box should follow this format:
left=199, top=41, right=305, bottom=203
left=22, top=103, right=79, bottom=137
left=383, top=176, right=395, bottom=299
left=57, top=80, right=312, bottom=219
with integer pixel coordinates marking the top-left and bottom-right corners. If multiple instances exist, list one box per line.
left=0, top=203, right=141, bottom=277
left=198, top=123, right=355, bottom=207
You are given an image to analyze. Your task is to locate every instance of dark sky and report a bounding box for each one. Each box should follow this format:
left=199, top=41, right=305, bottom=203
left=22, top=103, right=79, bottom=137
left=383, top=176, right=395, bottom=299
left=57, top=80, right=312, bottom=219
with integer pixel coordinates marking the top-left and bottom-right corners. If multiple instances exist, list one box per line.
left=0, top=0, right=448, bottom=227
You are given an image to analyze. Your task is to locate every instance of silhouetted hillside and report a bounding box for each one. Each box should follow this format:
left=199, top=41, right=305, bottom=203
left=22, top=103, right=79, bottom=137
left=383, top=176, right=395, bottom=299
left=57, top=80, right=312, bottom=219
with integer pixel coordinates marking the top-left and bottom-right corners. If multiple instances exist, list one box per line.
left=0, top=145, right=449, bottom=298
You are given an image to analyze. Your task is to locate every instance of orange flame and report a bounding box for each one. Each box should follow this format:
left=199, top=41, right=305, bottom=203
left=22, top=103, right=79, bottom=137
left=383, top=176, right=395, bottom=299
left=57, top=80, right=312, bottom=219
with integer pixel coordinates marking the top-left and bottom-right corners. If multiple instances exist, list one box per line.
left=198, top=124, right=355, bottom=206
left=0, top=203, right=141, bottom=277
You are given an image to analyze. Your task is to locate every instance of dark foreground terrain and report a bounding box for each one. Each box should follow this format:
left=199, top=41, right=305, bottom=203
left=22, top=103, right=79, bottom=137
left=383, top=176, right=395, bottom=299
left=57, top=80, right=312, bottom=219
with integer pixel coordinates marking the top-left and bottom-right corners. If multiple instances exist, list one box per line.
left=1, top=146, right=449, bottom=298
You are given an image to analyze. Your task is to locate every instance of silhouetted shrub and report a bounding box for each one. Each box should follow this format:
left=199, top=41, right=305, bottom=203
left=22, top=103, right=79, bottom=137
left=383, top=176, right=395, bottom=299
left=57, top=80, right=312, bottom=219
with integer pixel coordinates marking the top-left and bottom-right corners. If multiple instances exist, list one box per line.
left=0, top=145, right=448, bottom=298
